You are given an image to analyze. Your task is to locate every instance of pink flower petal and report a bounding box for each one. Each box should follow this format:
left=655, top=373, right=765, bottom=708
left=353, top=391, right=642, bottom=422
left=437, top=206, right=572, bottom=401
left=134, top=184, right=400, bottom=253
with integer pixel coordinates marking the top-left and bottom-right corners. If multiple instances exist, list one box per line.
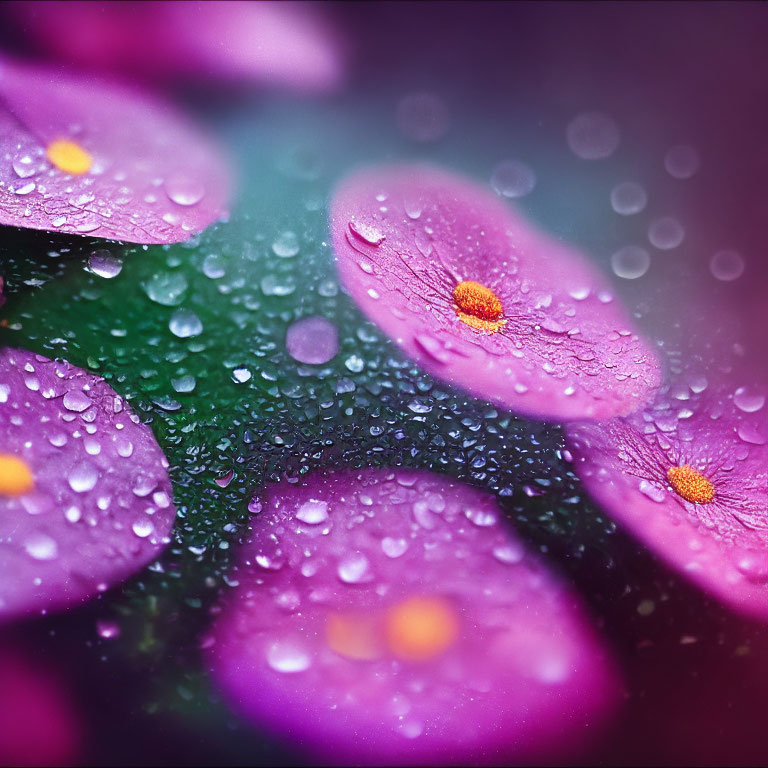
left=566, top=384, right=768, bottom=618
left=0, top=57, right=231, bottom=244
left=6, top=1, right=345, bottom=93
left=206, top=468, right=620, bottom=765
left=0, top=643, right=82, bottom=766
left=0, top=347, right=176, bottom=621
left=330, top=163, right=660, bottom=421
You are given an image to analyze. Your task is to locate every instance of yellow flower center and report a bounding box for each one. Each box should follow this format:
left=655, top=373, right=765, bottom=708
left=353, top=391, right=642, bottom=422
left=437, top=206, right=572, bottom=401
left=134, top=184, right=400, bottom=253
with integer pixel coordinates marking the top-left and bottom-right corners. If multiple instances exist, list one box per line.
left=46, top=139, right=93, bottom=175
left=667, top=465, right=715, bottom=504
left=0, top=453, right=34, bottom=496
left=386, top=596, right=459, bottom=661
left=325, top=613, right=383, bottom=661
left=452, top=280, right=506, bottom=333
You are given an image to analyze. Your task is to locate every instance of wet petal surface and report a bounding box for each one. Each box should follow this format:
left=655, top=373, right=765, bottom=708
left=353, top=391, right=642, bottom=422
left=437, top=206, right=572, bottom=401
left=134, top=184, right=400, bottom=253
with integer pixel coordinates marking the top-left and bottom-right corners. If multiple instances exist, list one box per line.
left=0, top=347, right=176, bottom=620
left=207, top=468, right=620, bottom=765
left=0, top=57, right=230, bottom=244
left=330, top=163, right=660, bottom=421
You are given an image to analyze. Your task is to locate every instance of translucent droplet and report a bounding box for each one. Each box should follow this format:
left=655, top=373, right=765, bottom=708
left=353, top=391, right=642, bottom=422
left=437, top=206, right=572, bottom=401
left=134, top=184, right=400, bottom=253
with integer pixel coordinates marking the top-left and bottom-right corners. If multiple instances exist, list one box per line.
left=169, top=309, right=203, bottom=338
left=490, top=160, right=536, bottom=198
left=171, top=375, right=196, bottom=393
left=231, top=368, right=252, bottom=384
left=202, top=253, right=226, bottom=279
left=610, top=181, right=647, bottom=215
left=68, top=462, right=98, bottom=493
left=296, top=500, right=329, bottom=524
left=710, top=250, right=744, bottom=282
left=286, top=316, right=339, bottom=365
left=266, top=640, right=311, bottom=673
left=24, top=533, right=58, bottom=561
left=381, top=537, right=409, bottom=558
left=62, top=390, right=91, bottom=412
left=272, top=231, right=300, bottom=258
left=88, top=250, right=123, bottom=279
left=734, top=387, right=765, bottom=413
left=132, top=518, right=154, bottom=538
left=611, top=245, right=651, bottom=279
left=566, top=112, right=620, bottom=160
left=97, top=620, right=121, bottom=639
left=664, top=145, right=700, bottom=179
left=349, top=220, right=385, bottom=246
left=648, top=217, right=685, bottom=250
left=165, top=174, right=205, bottom=206
left=337, top=552, right=372, bottom=583
left=144, top=271, right=188, bottom=306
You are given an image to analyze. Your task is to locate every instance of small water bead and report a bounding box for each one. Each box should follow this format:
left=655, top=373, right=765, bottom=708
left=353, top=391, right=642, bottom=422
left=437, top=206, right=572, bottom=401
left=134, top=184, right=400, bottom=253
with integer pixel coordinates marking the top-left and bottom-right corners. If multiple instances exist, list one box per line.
left=261, top=274, right=296, bottom=296
left=490, top=160, right=536, bottom=198
left=272, top=231, right=300, bottom=258
left=610, top=182, right=647, bottom=215
left=231, top=368, right=252, bottom=384
left=96, top=620, right=122, bottom=639
left=12, top=154, right=37, bottom=178
left=348, top=220, right=385, bottom=246
left=164, top=173, right=205, bottom=206
left=648, top=217, right=685, bottom=250
left=566, top=111, right=620, bottom=160
left=286, top=316, right=339, bottom=365
left=202, top=253, right=226, bottom=279
left=88, top=250, right=123, bottom=279
left=395, top=91, right=450, bottom=143
left=144, top=271, right=188, bottom=305
left=24, top=533, right=58, bottom=561
left=171, top=375, right=196, bottom=393
left=169, top=309, right=203, bottom=338
left=710, top=249, right=745, bottom=282
left=68, top=462, right=98, bottom=493
left=381, top=537, right=409, bottom=558
left=296, top=500, right=329, bottom=525
left=345, top=355, right=364, bottom=373
left=337, top=552, right=372, bottom=583
left=734, top=387, right=765, bottom=413
left=132, top=518, right=155, bottom=538
left=611, top=245, right=651, bottom=279
left=664, top=145, right=700, bottom=179
left=62, top=390, right=91, bottom=412
left=266, top=640, right=311, bottom=673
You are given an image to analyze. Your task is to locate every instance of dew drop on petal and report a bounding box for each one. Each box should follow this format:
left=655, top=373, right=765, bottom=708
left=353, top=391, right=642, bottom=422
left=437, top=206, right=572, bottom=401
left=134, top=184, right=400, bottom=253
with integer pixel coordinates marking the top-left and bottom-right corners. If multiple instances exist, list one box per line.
left=734, top=387, right=765, bottom=413
left=337, top=552, right=372, bottom=583
left=272, top=231, right=300, bottom=258
left=566, top=111, right=620, bottom=159
left=165, top=173, right=205, bottom=206
left=88, top=250, right=123, bottom=279
left=611, top=245, right=651, bottom=279
left=62, top=390, right=91, bottom=412
left=710, top=250, right=745, bottom=281
left=266, top=640, right=311, bottom=673
left=68, top=462, right=98, bottom=492
left=295, top=500, right=329, bottom=524
left=24, top=533, right=58, bottom=561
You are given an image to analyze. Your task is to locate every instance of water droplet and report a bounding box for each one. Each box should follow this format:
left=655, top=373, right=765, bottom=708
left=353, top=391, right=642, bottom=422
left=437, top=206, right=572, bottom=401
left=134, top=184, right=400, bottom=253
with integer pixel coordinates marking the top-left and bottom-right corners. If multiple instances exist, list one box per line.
left=171, top=375, right=196, bottom=393
left=232, top=368, right=252, bottom=383
left=381, top=537, right=409, bottom=558
left=169, top=309, right=203, bottom=338
left=202, top=253, right=226, bottom=279
left=165, top=173, right=205, bottom=206
left=62, top=390, right=91, bottom=412
left=286, top=316, right=339, bottom=365
left=261, top=274, right=296, bottom=296
left=68, top=462, right=98, bottom=492
left=639, top=479, right=666, bottom=502
left=338, top=552, right=373, bottom=583
left=734, top=387, right=765, bottom=413
left=132, top=518, right=155, bottom=538
left=737, top=423, right=767, bottom=445
left=566, top=111, right=620, bottom=159
left=296, top=500, right=329, bottom=524
left=735, top=549, right=768, bottom=583
left=144, top=271, right=188, bottom=306
left=12, top=154, right=37, bottom=178
left=272, top=231, right=300, bottom=258
left=492, top=543, right=525, bottom=564
left=710, top=250, right=744, bottom=282
left=610, top=181, right=647, bottom=215
left=24, top=533, right=57, bottom=561
left=664, top=145, right=700, bottom=179
left=14, top=181, right=36, bottom=195
left=266, top=640, right=311, bottom=673
left=611, top=245, right=651, bottom=279
left=490, top=159, right=536, bottom=198
left=648, top=217, right=684, bottom=250
left=97, top=620, right=121, bottom=639
left=349, top=220, right=385, bottom=246
left=88, top=250, right=123, bottom=279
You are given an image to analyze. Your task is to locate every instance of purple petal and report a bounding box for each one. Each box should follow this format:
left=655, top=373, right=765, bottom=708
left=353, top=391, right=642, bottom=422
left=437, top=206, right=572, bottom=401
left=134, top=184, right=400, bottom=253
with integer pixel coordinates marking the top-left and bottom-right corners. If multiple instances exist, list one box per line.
left=206, top=468, right=620, bottom=765
left=566, top=385, right=768, bottom=618
left=6, top=1, right=345, bottom=93
left=0, top=643, right=82, bottom=766
left=329, top=164, right=660, bottom=421
left=0, top=347, right=176, bottom=621
left=0, top=57, right=231, bottom=244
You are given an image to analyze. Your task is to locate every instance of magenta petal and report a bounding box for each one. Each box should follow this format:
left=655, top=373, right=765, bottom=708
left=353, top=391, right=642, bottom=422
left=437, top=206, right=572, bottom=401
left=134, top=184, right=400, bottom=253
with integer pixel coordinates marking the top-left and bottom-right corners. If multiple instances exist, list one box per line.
left=567, top=388, right=768, bottom=619
left=0, top=57, right=231, bottom=244
left=7, top=1, right=345, bottom=93
left=0, top=643, right=82, bottom=766
left=0, top=348, right=176, bottom=621
left=329, top=163, right=660, bottom=421
left=206, top=468, right=620, bottom=765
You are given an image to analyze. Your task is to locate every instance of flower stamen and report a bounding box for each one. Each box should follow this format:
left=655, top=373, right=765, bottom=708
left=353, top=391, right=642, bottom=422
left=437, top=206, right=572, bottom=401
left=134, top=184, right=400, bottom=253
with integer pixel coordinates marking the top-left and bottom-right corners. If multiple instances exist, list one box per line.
left=667, top=465, right=715, bottom=504
left=0, top=453, right=34, bottom=496
left=46, top=139, right=93, bottom=175
left=452, top=280, right=506, bottom=333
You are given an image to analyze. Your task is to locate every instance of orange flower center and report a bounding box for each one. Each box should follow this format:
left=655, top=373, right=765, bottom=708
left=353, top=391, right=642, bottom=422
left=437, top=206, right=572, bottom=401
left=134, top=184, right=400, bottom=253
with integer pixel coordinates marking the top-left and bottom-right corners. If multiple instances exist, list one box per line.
left=386, top=596, right=459, bottom=661
left=452, top=280, right=506, bottom=333
left=46, top=139, right=92, bottom=175
left=0, top=453, right=34, bottom=496
left=666, top=465, right=715, bottom=504
left=326, top=613, right=384, bottom=661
